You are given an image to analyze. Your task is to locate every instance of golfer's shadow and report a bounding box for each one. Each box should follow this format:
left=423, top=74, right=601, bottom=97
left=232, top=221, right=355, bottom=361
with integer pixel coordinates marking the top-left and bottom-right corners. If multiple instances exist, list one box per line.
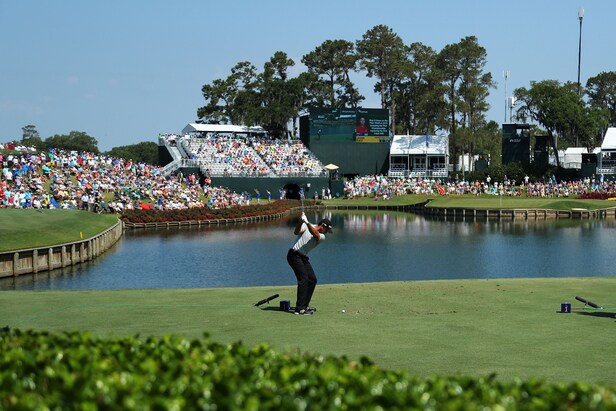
left=574, top=311, right=616, bottom=320
left=259, top=306, right=295, bottom=314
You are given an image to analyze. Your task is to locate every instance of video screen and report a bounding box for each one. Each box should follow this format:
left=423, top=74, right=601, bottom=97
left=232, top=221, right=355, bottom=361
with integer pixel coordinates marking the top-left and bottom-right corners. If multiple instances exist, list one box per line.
left=309, top=108, right=390, bottom=143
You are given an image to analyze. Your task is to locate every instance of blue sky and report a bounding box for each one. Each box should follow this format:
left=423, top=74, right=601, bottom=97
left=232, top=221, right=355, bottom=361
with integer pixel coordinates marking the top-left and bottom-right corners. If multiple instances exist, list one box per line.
left=1, top=1, right=614, bottom=151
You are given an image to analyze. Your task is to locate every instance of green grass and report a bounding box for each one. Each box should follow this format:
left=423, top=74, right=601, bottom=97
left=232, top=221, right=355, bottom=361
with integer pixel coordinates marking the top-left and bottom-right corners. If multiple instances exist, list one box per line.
left=0, top=209, right=119, bottom=251
left=325, top=194, right=616, bottom=210
left=326, top=194, right=429, bottom=206
left=2, top=277, right=615, bottom=384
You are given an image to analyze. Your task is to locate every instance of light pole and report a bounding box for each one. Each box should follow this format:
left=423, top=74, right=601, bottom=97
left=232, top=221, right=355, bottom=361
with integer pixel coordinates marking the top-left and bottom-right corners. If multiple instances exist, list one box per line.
left=503, top=70, right=510, bottom=124
left=577, top=7, right=584, bottom=96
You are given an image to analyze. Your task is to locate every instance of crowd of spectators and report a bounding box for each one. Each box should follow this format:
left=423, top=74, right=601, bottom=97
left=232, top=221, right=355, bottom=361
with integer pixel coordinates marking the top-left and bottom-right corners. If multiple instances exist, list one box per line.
left=166, top=134, right=327, bottom=178
left=252, top=139, right=327, bottom=177
left=5, top=139, right=616, bottom=213
left=344, top=174, right=616, bottom=200
left=183, top=135, right=272, bottom=177
left=0, top=144, right=210, bottom=212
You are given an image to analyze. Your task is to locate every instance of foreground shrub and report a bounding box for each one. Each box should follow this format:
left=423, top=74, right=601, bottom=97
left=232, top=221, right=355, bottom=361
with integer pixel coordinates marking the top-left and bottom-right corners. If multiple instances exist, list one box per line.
left=1, top=328, right=615, bottom=409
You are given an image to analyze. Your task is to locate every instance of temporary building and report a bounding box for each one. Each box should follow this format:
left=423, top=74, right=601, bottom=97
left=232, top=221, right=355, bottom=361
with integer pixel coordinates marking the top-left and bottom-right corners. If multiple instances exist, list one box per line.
left=389, top=134, right=449, bottom=177
left=562, top=147, right=588, bottom=169
left=181, top=123, right=266, bottom=136
left=598, top=128, right=616, bottom=174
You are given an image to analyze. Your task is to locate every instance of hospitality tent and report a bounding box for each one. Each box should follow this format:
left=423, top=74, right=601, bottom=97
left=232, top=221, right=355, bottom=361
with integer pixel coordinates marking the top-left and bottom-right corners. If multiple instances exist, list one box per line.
left=389, top=134, right=449, bottom=177
left=181, top=123, right=267, bottom=137
left=562, top=147, right=588, bottom=169
left=598, top=128, right=616, bottom=173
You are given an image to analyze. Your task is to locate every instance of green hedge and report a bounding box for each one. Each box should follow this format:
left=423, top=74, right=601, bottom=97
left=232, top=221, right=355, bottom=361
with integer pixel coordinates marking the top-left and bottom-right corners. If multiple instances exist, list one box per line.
left=1, top=329, right=614, bottom=410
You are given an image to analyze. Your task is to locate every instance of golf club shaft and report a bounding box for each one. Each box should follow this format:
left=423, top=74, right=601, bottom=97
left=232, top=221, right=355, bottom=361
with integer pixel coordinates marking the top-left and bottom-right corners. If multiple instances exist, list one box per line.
left=254, top=293, right=279, bottom=307
left=575, top=296, right=588, bottom=304
left=575, top=296, right=601, bottom=308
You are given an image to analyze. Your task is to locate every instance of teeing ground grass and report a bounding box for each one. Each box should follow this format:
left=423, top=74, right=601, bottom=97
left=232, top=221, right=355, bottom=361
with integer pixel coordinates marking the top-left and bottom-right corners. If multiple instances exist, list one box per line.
left=2, top=277, right=615, bottom=384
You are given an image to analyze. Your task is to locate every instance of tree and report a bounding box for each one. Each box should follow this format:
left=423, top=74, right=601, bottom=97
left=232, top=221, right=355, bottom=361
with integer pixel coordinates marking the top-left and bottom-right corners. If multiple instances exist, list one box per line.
left=356, top=25, right=408, bottom=134
left=287, top=72, right=316, bottom=138
left=514, top=80, right=607, bottom=158
left=436, top=41, right=463, bottom=137
left=229, top=62, right=262, bottom=128
left=456, top=36, right=494, bottom=134
left=106, top=142, right=158, bottom=164
left=395, top=42, right=447, bottom=135
left=302, top=39, right=363, bottom=108
left=45, top=131, right=99, bottom=153
left=197, top=61, right=259, bottom=124
left=586, top=71, right=616, bottom=127
left=197, top=77, right=236, bottom=124
left=258, top=51, right=299, bottom=138
left=514, top=80, right=580, bottom=148
left=21, top=125, right=44, bottom=149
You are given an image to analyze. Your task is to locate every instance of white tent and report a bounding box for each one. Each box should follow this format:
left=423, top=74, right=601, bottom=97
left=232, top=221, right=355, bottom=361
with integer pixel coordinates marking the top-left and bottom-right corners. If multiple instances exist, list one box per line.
left=181, top=123, right=266, bottom=135
left=390, top=134, right=448, bottom=155
left=389, top=134, right=449, bottom=177
left=598, top=128, right=616, bottom=173
left=562, top=147, right=587, bottom=169
left=601, top=127, right=616, bottom=150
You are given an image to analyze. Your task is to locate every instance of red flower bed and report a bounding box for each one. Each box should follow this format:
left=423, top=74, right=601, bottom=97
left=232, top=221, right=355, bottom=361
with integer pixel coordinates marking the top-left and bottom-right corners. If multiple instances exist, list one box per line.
left=121, top=200, right=305, bottom=224
left=577, top=192, right=616, bottom=200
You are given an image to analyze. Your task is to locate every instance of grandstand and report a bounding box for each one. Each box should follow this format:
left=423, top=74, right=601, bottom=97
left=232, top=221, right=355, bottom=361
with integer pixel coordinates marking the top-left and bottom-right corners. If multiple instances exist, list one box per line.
left=158, top=124, right=335, bottom=199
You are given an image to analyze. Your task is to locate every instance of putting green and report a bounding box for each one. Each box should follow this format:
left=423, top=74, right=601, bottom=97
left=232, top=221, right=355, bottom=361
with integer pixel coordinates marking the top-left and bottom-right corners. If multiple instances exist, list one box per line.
left=2, top=277, right=615, bottom=384
left=0, top=209, right=119, bottom=252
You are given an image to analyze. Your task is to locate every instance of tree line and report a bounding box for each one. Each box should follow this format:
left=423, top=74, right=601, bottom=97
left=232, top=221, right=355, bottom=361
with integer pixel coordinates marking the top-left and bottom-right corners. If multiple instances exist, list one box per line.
left=198, top=24, right=616, bottom=164
left=17, top=125, right=158, bottom=164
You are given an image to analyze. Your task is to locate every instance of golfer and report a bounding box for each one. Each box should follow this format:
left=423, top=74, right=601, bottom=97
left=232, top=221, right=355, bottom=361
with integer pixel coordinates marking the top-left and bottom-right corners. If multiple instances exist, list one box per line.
left=287, top=212, right=333, bottom=315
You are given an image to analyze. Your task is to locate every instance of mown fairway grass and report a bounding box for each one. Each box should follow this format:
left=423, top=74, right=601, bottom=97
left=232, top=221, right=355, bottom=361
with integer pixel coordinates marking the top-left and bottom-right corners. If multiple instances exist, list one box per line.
left=2, top=278, right=615, bottom=384
left=325, top=193, right=616, bottom=210
left=0, top=209, right=119, bottom=252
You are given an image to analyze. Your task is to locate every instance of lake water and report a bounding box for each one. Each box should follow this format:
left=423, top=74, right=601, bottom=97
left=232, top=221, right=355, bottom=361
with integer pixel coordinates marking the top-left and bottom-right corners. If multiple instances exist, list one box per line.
left=2, top=210, right=615, bottom=291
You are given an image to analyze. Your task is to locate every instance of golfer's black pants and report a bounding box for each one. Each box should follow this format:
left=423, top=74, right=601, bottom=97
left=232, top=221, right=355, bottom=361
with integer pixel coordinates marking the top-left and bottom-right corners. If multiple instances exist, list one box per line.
left=287, top=249, right=317, bottom=311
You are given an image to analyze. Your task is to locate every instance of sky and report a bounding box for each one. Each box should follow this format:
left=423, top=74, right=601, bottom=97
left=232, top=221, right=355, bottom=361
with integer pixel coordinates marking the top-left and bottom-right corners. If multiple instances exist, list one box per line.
left=1, top=1, right=615, bottom=151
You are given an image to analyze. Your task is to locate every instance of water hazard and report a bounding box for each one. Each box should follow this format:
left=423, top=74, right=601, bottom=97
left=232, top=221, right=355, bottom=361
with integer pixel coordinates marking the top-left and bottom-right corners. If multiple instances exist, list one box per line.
left=2, top=210, right=615, bottom=291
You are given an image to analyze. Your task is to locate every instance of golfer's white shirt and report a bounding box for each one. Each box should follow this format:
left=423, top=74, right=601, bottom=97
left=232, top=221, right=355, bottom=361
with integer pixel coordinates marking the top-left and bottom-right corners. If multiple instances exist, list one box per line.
left=292, top=222, right=325, bottom=255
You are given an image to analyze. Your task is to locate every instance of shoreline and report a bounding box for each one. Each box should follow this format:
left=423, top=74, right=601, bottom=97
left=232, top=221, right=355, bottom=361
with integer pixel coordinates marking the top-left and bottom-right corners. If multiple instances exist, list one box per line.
left=3, top=200, right=616, bottom=278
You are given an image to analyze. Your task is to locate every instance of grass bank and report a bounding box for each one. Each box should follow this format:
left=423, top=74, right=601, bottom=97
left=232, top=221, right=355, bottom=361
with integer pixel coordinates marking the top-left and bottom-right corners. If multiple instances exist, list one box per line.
left=2, top=277, right=615, bottom=384
left=325, top=194, right=616, bottom=210
left=0, top=209, right=119, bottom=252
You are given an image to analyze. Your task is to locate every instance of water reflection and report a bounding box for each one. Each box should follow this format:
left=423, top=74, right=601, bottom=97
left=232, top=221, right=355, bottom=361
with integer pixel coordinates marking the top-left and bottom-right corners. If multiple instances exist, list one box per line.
left=1, top=211, right=615, bottom=291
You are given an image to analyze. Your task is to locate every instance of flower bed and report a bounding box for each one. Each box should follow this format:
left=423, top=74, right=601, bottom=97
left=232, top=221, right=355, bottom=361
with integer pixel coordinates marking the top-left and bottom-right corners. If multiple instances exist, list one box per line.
left=121, top=200, right=306, bottom=224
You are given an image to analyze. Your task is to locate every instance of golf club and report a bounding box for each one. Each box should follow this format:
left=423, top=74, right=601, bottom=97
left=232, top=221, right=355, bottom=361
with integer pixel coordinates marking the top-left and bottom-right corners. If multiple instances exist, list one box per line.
left=575, top=296, right=602, bottom=309
left=254, top=294, right=279, bottom=307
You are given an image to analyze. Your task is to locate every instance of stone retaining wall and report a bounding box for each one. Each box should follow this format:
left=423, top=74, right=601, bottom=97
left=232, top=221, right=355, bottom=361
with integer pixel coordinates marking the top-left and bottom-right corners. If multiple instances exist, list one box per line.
left=0, top=220, right=123, bottom=278
left=324, top=201, right=616, bottom=220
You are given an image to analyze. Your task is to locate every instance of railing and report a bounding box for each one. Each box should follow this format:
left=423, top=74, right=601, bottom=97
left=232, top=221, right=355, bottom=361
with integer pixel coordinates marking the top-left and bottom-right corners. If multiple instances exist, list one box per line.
left=597, top=167, right=616, bottom=174
left=161, top=159, right=180, bottom=176
left=562, top=161, right=582, bottom=169
left=388, top=168, right=449, bottom=179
